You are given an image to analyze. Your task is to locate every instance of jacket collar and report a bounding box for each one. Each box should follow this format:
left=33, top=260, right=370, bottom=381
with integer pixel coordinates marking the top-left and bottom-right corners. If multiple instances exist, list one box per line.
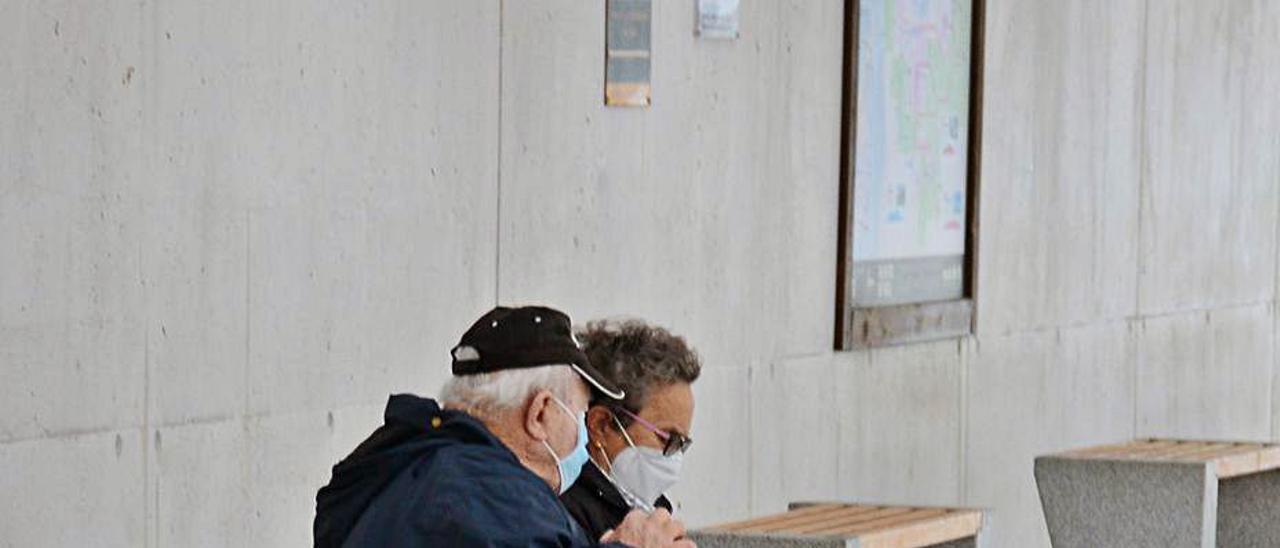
left=579, top=460, right=632, bottom=511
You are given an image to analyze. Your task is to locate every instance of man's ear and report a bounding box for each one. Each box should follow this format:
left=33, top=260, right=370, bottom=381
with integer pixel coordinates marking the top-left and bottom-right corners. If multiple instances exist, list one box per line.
left=524, top=390, right=555, bottom=441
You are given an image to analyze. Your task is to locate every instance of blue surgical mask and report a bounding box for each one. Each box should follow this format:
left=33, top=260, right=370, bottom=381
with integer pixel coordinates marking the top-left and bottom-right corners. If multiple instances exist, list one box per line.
left=542, top=397, right=589, bottom=494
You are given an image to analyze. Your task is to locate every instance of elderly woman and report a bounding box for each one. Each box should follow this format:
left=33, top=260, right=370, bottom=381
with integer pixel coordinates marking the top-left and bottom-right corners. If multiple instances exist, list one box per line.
left=560, top=319, right=702, bottom=541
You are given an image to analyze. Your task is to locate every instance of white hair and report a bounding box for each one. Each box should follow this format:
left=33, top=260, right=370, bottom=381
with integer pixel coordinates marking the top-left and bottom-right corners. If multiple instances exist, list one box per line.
left=440, top=365, right=579, bottom=418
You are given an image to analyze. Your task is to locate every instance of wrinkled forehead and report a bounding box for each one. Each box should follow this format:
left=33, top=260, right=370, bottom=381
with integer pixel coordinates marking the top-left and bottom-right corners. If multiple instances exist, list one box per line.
left=640, top=382, right=695, bottom=431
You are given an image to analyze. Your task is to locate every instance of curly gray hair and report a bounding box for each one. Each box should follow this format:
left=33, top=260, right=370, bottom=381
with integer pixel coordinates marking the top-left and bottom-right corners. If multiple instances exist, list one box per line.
left=575, top=319, right=701, bottom=424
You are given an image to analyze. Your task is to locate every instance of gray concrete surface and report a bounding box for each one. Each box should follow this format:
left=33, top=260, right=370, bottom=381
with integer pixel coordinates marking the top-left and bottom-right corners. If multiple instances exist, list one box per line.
left=1136, top=305, right=1275, bottom=441
left=974, top=0, right=1145, bottom=336
left=833, top=341, right=966, bottom=509
left=1036, top=456, right=1280, bottom=547
left=1217, top=470, right=1280, bottom=547
left=965, top=323, right=1136, bottom=546
left=1138, top=0, right=1280, bottom=316
left=933, top=540, right=978, bottom=548
left=750, top=355, right=845, bottom=514
left=1035, top=458, right=1217, bottom=548
left=2, top=0, right=1280, bottom=546
left=689, top=530, right=852, bottom=548
left=2, top=1, right=498, bottom=546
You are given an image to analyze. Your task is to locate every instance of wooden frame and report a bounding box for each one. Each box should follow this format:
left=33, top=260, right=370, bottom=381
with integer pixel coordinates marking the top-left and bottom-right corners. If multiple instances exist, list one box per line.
left=835, top=0, right=987, bottom=350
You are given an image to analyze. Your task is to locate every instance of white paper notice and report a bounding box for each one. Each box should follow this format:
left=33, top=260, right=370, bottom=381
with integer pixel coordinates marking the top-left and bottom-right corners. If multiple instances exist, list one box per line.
left=696, top=0, right=740, bottom=39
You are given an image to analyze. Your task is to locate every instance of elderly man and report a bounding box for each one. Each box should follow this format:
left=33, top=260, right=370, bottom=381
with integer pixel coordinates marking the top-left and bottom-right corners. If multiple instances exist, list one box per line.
left=314, top=306, right=695, bottom=547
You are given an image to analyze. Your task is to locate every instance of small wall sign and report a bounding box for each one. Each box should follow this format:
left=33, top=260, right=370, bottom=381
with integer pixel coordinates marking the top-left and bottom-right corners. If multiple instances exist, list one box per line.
left=605, top=0, right=652, bottom=107
left=696, top=0, right=740, bottom=39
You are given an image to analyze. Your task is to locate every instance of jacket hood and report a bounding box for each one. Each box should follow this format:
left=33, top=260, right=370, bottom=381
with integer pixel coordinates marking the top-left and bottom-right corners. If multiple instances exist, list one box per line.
left=313, top=394, right=500, bottom=547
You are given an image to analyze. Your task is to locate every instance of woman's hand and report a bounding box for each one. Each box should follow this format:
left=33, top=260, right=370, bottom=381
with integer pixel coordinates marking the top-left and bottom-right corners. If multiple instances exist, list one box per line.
left=600, top=508, right=696, bottom=548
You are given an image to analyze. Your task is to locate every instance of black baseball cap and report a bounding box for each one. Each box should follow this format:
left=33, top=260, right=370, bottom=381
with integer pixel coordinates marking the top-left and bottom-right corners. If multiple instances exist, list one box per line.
left=450, top=306, right=625, bottom=400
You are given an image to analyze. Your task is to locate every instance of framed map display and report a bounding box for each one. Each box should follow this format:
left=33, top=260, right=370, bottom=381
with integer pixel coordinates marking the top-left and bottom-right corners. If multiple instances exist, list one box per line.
left=837, top=0, right=985, bottom=349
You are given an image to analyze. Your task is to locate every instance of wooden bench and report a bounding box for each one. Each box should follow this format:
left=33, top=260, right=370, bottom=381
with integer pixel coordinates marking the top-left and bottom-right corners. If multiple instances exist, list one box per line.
left=690, top=502, right=986, bottom=547
left=1035, top=439, right=1280, bottom=547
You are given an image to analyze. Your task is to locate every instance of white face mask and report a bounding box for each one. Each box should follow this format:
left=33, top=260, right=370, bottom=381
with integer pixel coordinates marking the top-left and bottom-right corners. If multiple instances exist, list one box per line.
left=606, top=415, right=684, bottom=506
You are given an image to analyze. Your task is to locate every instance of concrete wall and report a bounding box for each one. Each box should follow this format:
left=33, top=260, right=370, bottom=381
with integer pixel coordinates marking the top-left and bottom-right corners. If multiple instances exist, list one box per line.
left=2, top=1, right=1278, bottom=546
left=2, top=1, right=500, bottom=546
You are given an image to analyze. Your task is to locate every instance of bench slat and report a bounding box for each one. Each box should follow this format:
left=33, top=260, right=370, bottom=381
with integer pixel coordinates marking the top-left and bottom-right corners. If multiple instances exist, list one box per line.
left=1142, top=442, right=1234, bottom=460
left=1259, top=446, right=1280, bottom=472
left=1169, top=443, right=1258, bottom=463
left=1113, top=440, right=1187, bottom=459
left=710, top=503, right=843, bottom=532
left=733, top=505, right=874, bottom=533
left=1214, top=445, right=1280, bottom=478
left=783, top=507, right=914, bottom=534
left=696, top=502, right=984, bottom=546
left=1051, top=439, right=1280, bottom=479
left=820, top=508, right=949, bottom=536
left=856, top=511, right=983, bottom=548
left=1061, top=440, right=1165, bottom=458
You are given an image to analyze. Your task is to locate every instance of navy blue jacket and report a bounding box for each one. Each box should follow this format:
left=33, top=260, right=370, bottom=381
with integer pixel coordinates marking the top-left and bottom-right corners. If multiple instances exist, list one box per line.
left=315, top=394, right=626, bottom=547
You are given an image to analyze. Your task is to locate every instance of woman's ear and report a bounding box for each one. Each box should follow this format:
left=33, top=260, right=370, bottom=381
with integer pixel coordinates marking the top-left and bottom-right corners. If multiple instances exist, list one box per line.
left=586, top=405, right=614, bottom=441
left=524, top=390, right=555, bottom=441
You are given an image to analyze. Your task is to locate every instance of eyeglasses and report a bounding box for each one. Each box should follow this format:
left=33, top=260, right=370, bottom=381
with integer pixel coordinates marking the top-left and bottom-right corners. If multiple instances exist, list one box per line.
left=614, top=407, right=693, bottom=456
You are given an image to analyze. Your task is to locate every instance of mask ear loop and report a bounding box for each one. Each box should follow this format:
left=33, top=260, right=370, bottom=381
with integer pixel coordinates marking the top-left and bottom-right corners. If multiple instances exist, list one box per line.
left=592, top=440, right=613, bottom=473
left=589, top=410, right=633, bottom=473
left=612, top=412, right=640, bottom=449
left=541, top=396, right=577, bottom=492
left=587, top=411, right=657, bottom=513
left=540, top=439, right=565, bottom=491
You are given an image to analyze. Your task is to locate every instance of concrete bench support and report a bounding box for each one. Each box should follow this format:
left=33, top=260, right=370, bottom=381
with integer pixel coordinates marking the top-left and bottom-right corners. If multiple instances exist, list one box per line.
left=1035, top=439, right=1280, bottom=548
